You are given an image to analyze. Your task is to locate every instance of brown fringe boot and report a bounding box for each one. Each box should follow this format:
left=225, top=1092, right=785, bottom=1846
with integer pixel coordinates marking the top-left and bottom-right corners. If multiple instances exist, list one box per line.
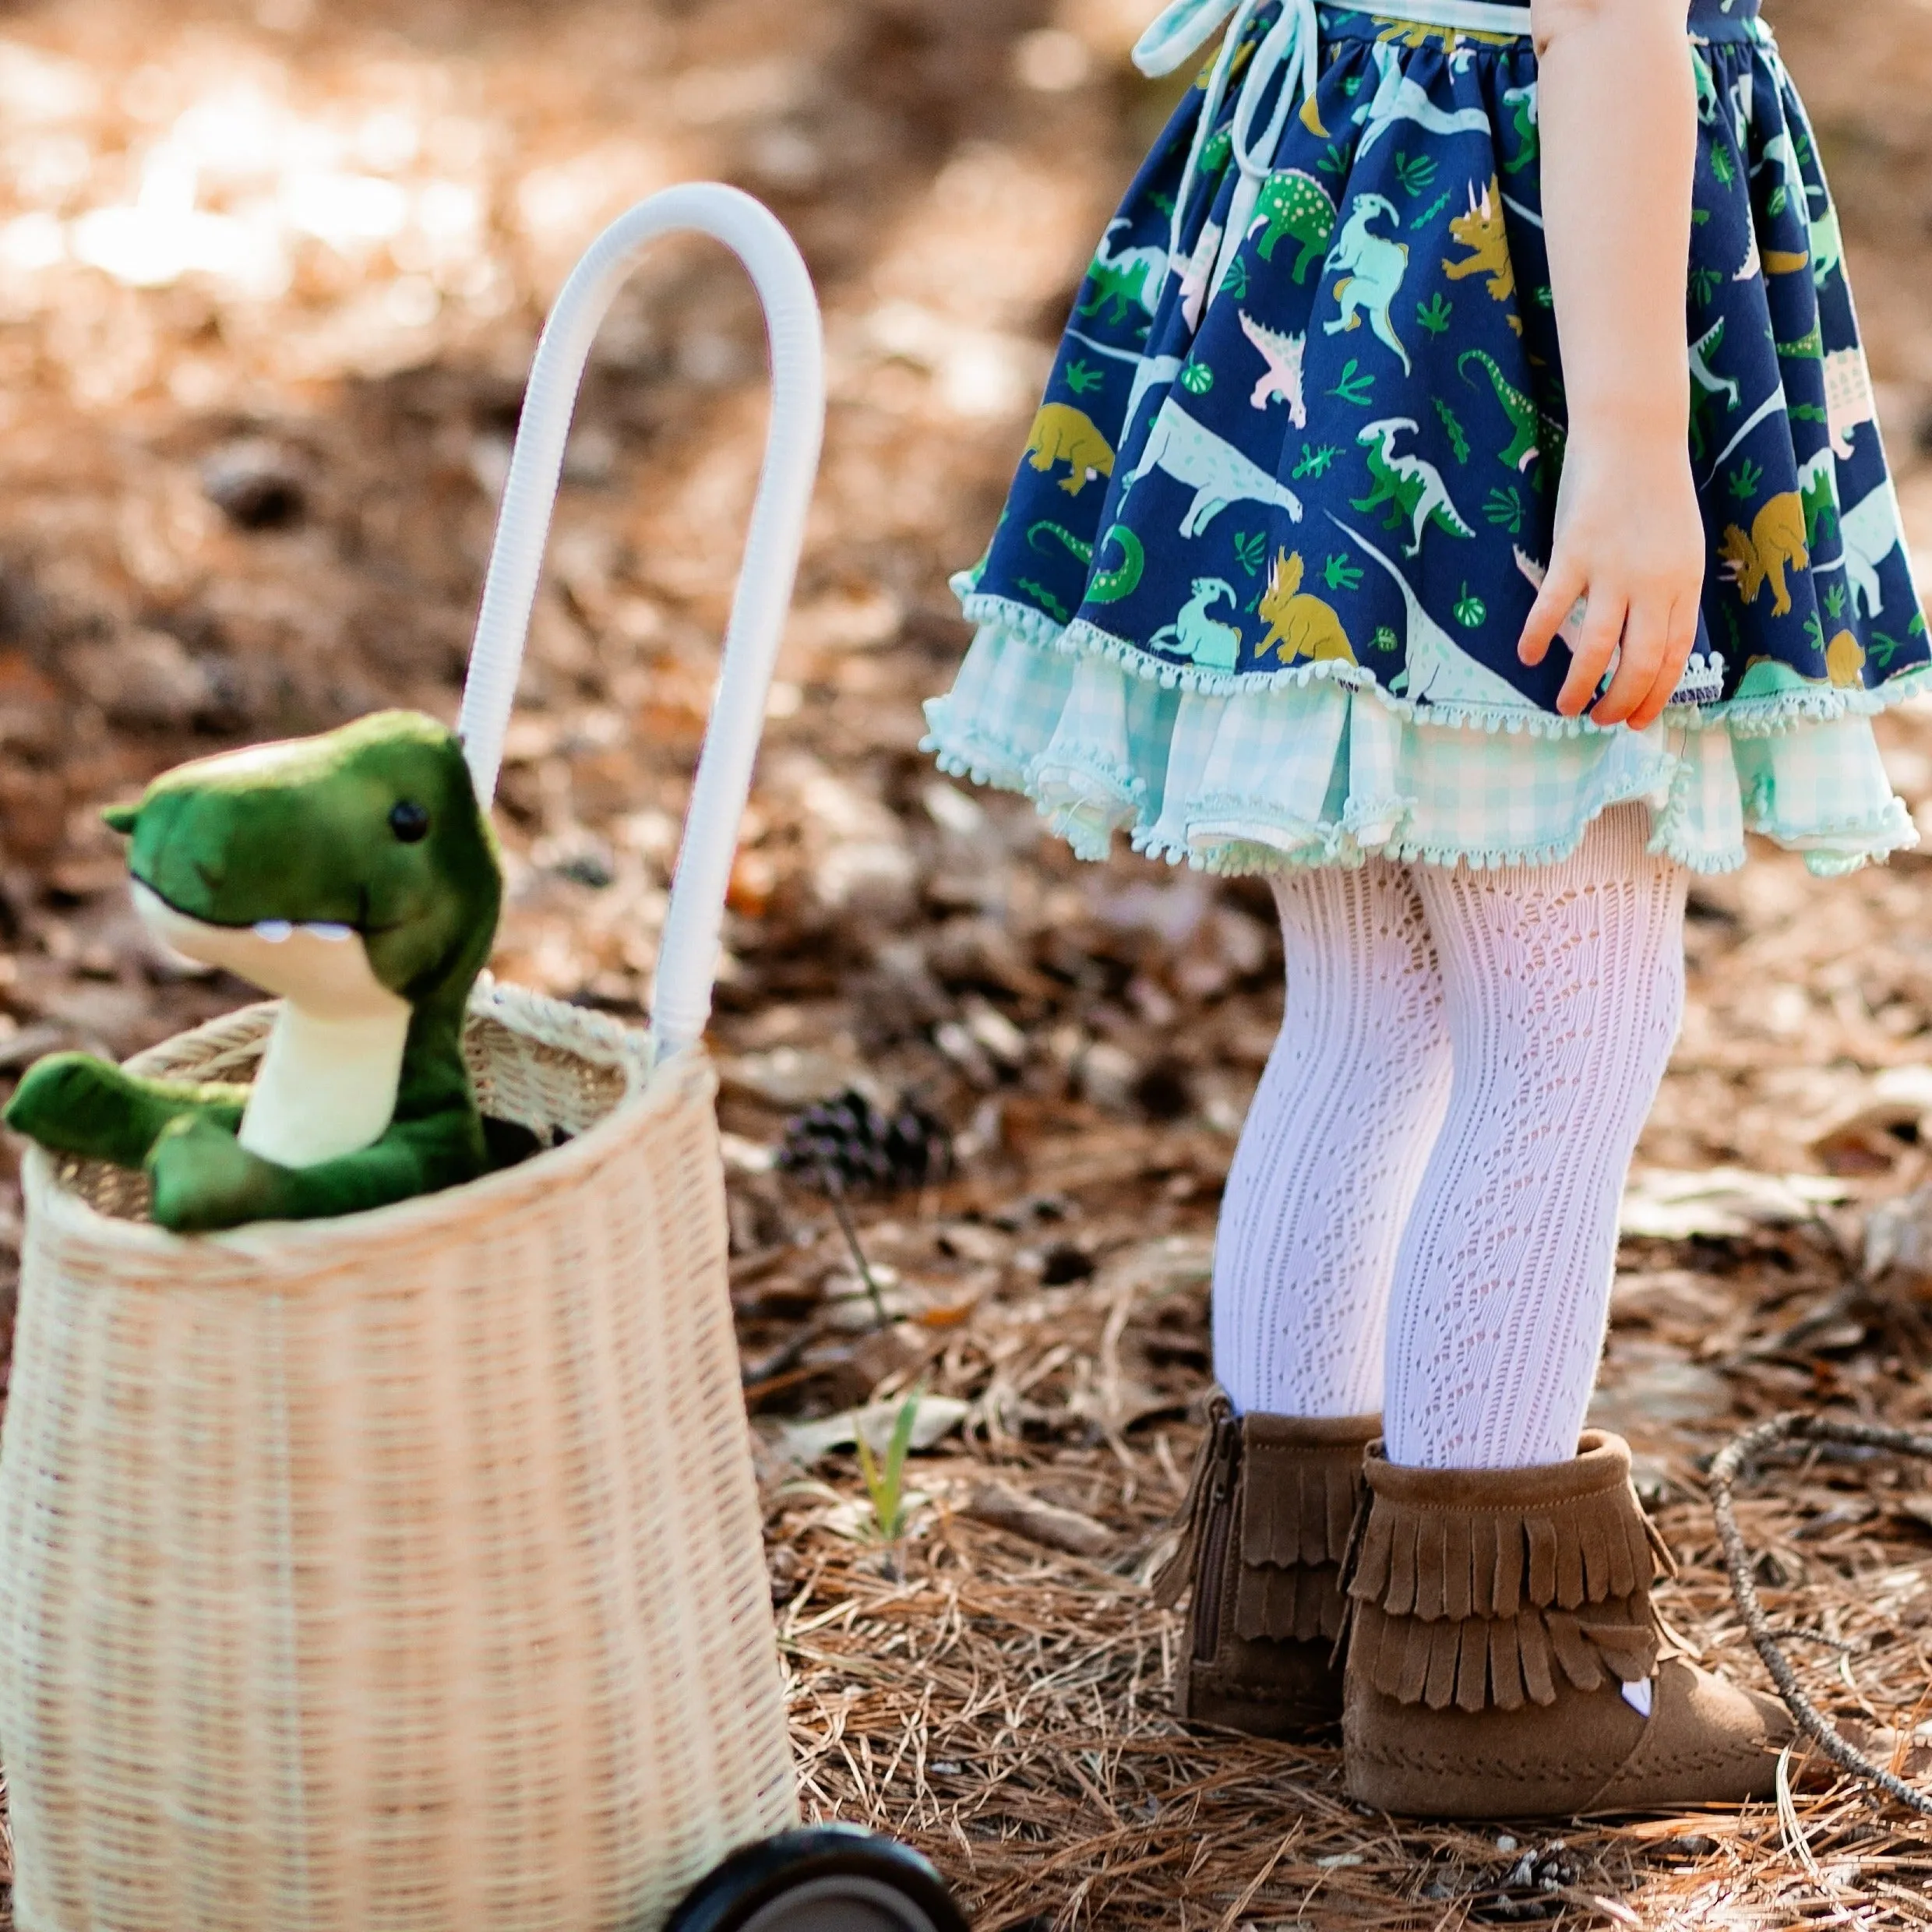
left=1154, top=1397, right=1379, bottom=1736
left=1340, top=1432, right=1792, bottom=1817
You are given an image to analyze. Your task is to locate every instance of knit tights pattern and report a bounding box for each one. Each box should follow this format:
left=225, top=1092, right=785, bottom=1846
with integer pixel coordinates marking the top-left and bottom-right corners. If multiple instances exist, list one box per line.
left=1212, top=806, right=1688, bottom=1471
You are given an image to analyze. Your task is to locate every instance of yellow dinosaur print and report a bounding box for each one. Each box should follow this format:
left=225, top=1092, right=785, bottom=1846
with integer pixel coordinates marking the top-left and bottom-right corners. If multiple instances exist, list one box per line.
left=1443, top=177, right=1514, bottom=303
left=1258, top=550, right=1358, bottom=665
left=1026, top=404, right=1116, bottom=498
left=1377, top=22, right=1518, bottom=47
left=1719, top=491, right=1809, bottom=617
left=1762, top=248, right=1812, bottom=277
left=1826, top=629, right=1867, bottom=687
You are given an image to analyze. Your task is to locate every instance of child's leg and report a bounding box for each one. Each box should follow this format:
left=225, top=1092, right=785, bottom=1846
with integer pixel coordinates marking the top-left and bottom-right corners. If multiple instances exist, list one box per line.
left=1213, top=861, right=1454, bottom=1418
left=1384, top=805, right=1687, bottom=1469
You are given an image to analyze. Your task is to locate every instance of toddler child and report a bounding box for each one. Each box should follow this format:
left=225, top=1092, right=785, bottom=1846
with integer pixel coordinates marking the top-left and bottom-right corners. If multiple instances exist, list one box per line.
left=923, top=0, right=1925, bottom=1817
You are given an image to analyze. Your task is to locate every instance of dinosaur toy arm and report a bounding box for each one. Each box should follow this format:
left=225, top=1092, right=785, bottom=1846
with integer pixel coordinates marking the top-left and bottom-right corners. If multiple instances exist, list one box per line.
left=145, top=1108, right=490, bottom=1234
left=4, top=1053, right=249, bottom=1171
left=1521, top=0, right=1703, bottom=731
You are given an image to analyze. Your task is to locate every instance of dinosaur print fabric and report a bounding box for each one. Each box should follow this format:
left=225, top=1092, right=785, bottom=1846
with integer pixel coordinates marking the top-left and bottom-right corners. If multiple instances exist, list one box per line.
left=924, top=0, right=1927, bottom=876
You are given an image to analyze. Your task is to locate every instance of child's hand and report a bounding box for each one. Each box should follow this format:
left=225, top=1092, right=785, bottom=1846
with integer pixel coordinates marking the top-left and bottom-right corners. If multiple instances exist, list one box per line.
left=1517, top=432, right=1705, bottom=730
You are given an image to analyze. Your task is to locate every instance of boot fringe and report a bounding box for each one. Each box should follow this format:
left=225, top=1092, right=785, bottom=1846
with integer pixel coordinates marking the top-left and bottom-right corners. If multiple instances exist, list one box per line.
left=1349, top=1454, right=1659, bottom=1620
left=1349, top=1595, right=1661, bottom=1712
left=1344, top=1434, right=1666, bottom=1712
left=1234, top=1423, right=1366, bottom=1642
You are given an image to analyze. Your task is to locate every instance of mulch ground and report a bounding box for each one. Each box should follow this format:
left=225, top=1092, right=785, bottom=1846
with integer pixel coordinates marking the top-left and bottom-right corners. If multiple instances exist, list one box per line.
left=0, top=0, right=1930, bottom=1923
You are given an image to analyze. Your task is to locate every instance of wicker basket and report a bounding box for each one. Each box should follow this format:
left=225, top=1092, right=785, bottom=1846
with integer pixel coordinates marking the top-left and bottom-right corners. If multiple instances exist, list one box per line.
left=0, top=983, right=796, bottom=1932
left=0, top=185, right=828, bottom=1932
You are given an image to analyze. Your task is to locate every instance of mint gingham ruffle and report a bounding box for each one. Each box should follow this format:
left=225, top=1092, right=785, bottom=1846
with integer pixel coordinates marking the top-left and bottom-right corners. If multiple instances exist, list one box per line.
left=922, top=611, right=1920, bottom=877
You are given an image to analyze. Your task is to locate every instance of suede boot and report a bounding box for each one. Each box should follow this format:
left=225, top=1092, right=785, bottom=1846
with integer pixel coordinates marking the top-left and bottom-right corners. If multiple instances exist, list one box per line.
left=1340, top=1432, right=1793, bottom=1817
left=1154, top=1395, right=1379, bottom=1736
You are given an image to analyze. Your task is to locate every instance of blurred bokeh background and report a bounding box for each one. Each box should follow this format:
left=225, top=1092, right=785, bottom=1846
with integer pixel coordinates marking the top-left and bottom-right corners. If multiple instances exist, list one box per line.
left=1, top=3, right=1931, bottom=1920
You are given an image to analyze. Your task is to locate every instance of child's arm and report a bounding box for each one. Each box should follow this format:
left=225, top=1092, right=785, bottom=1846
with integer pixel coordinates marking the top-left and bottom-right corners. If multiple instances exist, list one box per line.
left=1518, top=0, right=1702, bottom=729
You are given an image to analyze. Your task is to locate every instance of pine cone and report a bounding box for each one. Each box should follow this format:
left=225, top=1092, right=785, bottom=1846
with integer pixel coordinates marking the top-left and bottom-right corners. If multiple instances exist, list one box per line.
left=778, top=1088, right=953, bottom=1196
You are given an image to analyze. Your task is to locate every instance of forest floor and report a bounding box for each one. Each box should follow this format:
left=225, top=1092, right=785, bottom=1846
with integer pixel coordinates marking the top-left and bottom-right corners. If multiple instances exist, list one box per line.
left=1, top=0, right=1931, bottom=1923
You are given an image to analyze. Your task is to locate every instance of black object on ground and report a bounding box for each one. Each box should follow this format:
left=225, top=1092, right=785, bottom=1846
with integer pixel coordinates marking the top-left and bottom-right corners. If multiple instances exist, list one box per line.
left=665, top=1823, right=971, bottom=1931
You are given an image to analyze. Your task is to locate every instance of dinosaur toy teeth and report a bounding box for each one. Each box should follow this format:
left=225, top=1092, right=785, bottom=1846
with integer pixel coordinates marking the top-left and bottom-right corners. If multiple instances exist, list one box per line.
left=250, top=920, right=356, bottom=943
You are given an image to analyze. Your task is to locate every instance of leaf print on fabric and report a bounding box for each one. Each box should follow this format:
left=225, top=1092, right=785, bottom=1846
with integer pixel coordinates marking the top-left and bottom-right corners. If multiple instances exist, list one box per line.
left=1413, top=186, right=1454, bottom=230
left=1393, top=150, right=1437, bottom=197
left=1327, top=359, right=1376, bottom=406
left=1231, top=528, right=1270, bottom=577
left=1416, top=292, right=1454, bottom=337
left=1326, top=194, right=1412, bottom=374
left=1014, top=577, right=1072, bottom=624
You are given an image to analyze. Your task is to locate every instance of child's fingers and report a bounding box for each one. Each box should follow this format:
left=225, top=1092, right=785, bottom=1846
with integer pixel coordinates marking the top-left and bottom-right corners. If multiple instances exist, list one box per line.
left=1518, top=555, right=1588, bottom=668
left=1624, top=595, right=1702, bottom=732
left=1556, top=590, right=1628, bottom=717
left=1590, top=593, right=1670, bottom=726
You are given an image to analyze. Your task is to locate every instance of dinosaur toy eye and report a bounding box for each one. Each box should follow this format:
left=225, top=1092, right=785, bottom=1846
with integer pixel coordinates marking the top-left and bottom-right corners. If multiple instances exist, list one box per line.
left=389, top=801, right=431, bottom=843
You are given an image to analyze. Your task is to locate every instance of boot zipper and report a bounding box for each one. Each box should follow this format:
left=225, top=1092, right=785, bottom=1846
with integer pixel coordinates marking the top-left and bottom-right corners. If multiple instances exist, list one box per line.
left=1192, top=1416, right=1240, bottom=1663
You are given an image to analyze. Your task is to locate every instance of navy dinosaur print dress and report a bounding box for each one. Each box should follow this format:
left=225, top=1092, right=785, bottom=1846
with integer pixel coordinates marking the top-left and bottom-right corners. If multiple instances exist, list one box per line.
left=923, top=0, right=1927, bottom=876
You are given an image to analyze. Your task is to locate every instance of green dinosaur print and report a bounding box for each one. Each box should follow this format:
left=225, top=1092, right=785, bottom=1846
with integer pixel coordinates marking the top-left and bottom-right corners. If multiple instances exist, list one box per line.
left=1501, top=83, right=1539, bottom=177
left=1077, top=220, right=1166, bottom=326
left=1458, top=349, right=1565, bottom=477
left=1777, top=322, right=1824, bottom=362
left=5, top=714, right=502, bottom=1230
left=1246, top=168, right=1338, bottom=284
left=1352, top=417, right=1475, bottom=559
left=1027, top=520, right=1146, bottom=604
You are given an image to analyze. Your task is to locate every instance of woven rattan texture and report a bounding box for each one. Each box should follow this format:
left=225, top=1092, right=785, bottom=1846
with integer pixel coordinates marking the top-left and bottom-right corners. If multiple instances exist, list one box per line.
left=0, top=981, right=798, bottom=1932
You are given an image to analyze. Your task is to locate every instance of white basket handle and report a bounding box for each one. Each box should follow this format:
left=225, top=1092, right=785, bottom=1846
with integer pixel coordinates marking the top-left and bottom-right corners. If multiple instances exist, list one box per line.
left=457, top=183, right=825, bottom=1059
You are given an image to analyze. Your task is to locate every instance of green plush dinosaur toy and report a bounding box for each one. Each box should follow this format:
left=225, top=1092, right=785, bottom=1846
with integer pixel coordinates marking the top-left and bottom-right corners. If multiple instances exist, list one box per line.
left=2, top=710, right=502, bottom=1232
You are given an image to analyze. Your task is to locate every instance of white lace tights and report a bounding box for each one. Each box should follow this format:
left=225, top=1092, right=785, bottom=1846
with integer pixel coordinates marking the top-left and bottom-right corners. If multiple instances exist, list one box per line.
left=1213, top=807, right=1687, bottom=1470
